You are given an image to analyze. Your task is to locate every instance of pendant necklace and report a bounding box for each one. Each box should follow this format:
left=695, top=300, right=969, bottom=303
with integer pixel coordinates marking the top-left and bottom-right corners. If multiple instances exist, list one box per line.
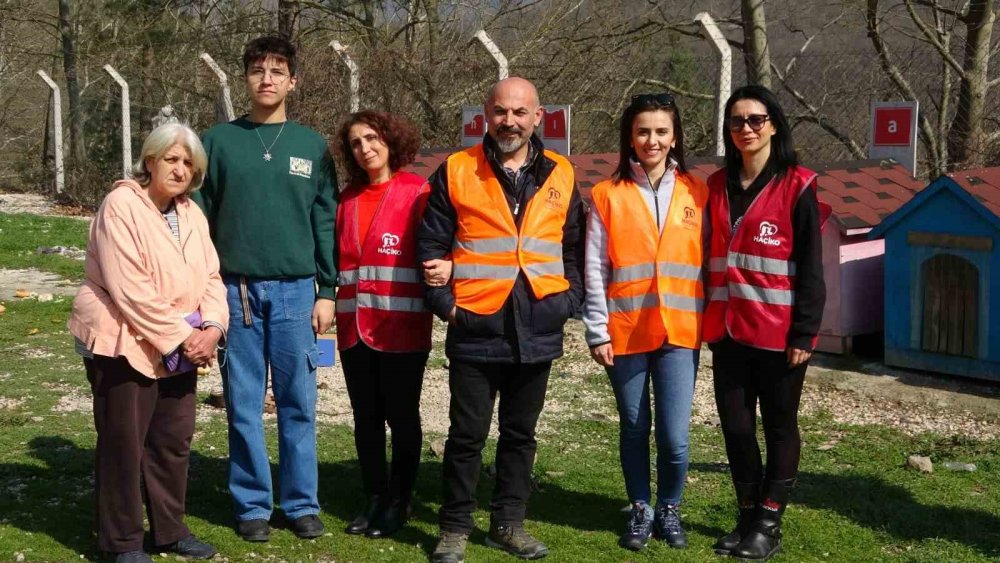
left=254, top=121, right=287, bottom=162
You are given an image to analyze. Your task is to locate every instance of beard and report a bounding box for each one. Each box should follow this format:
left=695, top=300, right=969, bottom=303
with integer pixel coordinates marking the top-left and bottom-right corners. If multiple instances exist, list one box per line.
left=493, top=125, right=530, bottom=153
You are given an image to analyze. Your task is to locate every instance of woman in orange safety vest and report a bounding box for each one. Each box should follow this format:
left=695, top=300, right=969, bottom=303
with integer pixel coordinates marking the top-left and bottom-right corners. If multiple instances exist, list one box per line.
left=583, top=93, right=707, bottom=552
left=704, top=85, right=827, bottom=561
left=334, top=110, right=443, bottom=540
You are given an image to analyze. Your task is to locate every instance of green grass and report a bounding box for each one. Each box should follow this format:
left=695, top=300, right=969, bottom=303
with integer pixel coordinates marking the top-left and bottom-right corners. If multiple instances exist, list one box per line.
left=0, top=213, right=89, bottom=281
left=1, top=212, right=998, bottom=561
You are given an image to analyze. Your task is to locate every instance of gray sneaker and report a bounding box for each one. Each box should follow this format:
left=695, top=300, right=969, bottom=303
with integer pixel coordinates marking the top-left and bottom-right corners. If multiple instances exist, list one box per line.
left=431, top=531, right=468, bottom=563
left=486, top=523, right=549, bottom=560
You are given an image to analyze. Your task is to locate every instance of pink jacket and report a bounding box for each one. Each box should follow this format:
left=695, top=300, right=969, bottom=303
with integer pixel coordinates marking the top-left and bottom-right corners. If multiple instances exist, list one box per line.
left=69, top=180, right=228, bottom=378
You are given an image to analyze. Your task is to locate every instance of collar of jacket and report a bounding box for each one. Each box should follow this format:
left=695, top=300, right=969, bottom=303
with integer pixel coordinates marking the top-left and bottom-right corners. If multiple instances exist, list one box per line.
left=628, top=157, right=678, bottom=190
left=480, top=132, right=554, bottom=191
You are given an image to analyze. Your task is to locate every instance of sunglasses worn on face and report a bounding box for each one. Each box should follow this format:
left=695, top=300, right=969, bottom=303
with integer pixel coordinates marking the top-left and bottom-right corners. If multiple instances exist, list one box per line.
left=727, top=114, right=770, bottom=132
left=631, top=93, right=675, bottom=108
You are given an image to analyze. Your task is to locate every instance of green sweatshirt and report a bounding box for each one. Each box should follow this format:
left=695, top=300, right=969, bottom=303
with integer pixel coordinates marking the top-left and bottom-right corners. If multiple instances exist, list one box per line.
left=194, top=117, right=338, bottom=299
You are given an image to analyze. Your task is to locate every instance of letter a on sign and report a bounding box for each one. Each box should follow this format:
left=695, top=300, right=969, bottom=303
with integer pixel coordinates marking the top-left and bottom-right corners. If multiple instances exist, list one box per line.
left=888, top=120, right=897, bottom=134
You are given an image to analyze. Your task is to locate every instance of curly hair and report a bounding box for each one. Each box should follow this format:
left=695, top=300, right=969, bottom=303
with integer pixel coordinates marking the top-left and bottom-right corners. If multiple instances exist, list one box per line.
left=337, top=110, right=422, bottom=188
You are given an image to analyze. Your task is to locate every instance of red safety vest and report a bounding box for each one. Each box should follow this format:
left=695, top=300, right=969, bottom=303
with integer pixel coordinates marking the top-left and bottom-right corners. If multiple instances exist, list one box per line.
left=335, top=171, right=432, bottom=352
left=703, top=166, right=817, bottom=351
left=589, top=172, right=708, bottom=353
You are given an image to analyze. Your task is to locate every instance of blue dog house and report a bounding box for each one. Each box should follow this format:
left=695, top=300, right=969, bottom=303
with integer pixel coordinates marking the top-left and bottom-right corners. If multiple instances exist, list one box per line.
left=870, top=175, right=1000, bottom=381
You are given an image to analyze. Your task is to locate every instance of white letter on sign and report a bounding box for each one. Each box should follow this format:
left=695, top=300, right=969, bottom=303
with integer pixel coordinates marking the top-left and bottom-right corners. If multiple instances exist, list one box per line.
left=888, top=120, right=897, bottom=133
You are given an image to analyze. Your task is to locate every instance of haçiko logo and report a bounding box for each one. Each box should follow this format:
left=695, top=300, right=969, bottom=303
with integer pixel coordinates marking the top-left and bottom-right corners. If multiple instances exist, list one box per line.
left=684, top=207, right=695, bottom=219
left=378, top=232, right=402, bottom=255
left=754, top=221, right=781, bottom=246
left=548, top=187, right=561, bottom=201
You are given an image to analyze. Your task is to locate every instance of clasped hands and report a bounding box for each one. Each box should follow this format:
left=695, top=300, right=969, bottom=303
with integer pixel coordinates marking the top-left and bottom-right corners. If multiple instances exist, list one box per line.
left=181, top=326, right=222, bottom=367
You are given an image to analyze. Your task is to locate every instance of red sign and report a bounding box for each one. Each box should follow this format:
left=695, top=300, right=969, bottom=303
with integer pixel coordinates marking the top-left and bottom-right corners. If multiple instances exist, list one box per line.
left=873, top=107, right=913, bottom=146
left=463, top=113, right=485, bottom=137
left=543, top=109, right=567, bottom=139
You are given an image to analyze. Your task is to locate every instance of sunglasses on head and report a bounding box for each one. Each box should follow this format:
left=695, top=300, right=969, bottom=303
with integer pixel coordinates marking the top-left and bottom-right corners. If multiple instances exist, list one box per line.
left=631, top=93, right=675, bottom=108
left=726, top=114, right=770, bottom=132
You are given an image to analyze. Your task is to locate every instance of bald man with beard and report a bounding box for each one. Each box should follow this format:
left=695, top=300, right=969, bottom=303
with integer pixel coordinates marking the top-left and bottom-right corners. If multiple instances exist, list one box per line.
left=417, top=78, right=585, bottom=562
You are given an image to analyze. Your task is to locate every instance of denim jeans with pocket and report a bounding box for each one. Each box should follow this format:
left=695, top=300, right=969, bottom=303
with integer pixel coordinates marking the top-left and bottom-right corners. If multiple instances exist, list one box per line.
left=606, top=345, right=698, bottom=506
left=221, top=275, right=320, bottom=521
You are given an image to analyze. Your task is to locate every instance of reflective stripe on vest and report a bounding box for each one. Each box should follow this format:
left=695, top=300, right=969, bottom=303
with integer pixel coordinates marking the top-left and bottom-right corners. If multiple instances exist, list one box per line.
left=357, top=293, right=426, bottom=313
left=447, top=145, right=574, bottom=315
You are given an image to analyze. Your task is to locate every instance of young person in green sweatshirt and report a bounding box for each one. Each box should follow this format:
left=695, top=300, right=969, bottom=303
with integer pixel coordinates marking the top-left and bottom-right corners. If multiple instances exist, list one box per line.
left=194, top=36, right=336, bottom=543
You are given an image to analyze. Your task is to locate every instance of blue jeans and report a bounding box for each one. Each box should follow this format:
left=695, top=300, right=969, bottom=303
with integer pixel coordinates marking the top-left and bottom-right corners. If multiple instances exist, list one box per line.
left=607, top=345, right=698, bottom=506
left=221, top=276, right=320, bottom=522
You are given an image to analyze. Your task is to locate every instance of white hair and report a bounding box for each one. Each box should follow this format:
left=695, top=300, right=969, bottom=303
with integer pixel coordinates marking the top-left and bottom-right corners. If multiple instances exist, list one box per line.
left=131, top=122, right=208, bottom=192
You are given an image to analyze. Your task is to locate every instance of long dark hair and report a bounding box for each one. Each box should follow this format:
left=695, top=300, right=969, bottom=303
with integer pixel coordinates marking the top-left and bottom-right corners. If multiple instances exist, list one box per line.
left=613, top=93, right=687, bottom=184
left=336, top=110, right=422, bottom=188
left=723, top=85, right=797, bottom=181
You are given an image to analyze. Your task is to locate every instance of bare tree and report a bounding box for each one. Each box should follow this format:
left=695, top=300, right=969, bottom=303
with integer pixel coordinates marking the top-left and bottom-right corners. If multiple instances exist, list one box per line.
left=741, top=0, right=772, bottom=87
left=58, top=0, right=85, bottom=163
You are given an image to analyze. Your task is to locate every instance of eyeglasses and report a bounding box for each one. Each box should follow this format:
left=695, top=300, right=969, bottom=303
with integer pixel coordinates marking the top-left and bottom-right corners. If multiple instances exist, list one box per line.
left=726, top=114, right=770, bottom=132
left=631, top=93, right=675, bottom=108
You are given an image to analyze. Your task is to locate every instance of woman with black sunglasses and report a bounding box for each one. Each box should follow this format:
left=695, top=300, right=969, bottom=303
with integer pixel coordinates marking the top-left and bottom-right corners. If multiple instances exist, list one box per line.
left=583, top=93, right=708, bottom=551
left=703, top=85, right=827, bottom=560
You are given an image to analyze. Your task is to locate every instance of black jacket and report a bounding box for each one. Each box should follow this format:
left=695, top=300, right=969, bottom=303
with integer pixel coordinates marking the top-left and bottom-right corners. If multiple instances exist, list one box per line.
left=416, top=134, right=586, bottom=364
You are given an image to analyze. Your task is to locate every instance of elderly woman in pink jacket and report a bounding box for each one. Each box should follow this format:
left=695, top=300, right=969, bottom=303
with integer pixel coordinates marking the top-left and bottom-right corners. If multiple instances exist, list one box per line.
left=69, top=123, right=227, bottom=563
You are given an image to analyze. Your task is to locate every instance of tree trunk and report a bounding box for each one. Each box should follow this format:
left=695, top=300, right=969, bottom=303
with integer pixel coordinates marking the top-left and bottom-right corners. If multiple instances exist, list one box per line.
left=278, top=0, right=298, bottom=41
left=741, top=0, right=772, bottom=88
left=58, top=0, right=85, bottom=162
left=947, top=0, right=994, bottom=170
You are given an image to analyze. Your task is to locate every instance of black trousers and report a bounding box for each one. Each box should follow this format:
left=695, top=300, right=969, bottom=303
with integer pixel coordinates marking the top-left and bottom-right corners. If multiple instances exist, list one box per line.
left=340, top=342, right=428, bottom=504
left=86, top=355, right=196, bottom=553
left=711, top=338, right=807, bottom=484
left=439, top=359, right=551, bottom=533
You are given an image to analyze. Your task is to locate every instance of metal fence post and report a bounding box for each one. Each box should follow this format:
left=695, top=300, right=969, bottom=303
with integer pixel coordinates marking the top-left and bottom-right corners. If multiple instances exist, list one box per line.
left=103, top=64, right=132, bottom=178
left=200, top=53, right=235, bottom=122
left=695, top=12, right=732, bottom=157
left=36, top=70, right=64, bottom=194
left=330, top=40, right=360, bottom=113
left=475, top=30, right=509, bottom=81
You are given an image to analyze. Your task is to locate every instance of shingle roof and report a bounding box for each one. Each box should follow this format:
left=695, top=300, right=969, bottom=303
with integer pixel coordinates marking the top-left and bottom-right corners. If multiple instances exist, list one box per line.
left=947, top=167, right=1000, bottom=217
left=404, top=150, right=927, bottom=233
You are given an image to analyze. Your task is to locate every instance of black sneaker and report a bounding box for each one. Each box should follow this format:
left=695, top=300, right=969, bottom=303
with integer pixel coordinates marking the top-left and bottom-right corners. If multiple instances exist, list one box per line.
left=161, top=534, right=217, bottom=559
left=618, top=503, right=654, bottom=551
left=431, top=531, right=468, bottom=563
left=291, top=514, right=325, bottom=539
left=113, top=551, right=152, bottom=563
left=654, top=504, right=688, bottom=548
left=486, top=522, right=549, bottom=559
left=236, top=518, right=269, bottom=542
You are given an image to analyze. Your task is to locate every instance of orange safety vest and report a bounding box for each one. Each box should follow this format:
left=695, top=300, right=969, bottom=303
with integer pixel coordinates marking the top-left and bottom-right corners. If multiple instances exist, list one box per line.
left=703, top=166, right=818, bottom=351
left=590, top=172, right=708, bottom=354
left=446, top=145, right=574, bottom=315
left=335, top=172, right=433, bottom=352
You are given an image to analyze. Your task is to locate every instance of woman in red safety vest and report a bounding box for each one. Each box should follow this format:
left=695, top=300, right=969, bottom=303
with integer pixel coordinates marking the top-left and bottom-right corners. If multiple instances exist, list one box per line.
left=583, top=93, right=707, bottom=552
left=704, top=85, right=827, bottom=561
left=334, top=110, right=438, bottom=539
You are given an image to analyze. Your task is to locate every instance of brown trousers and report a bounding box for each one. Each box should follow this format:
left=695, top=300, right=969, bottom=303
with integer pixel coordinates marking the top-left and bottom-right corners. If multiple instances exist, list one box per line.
left=86, top=355, right=196, bottom=553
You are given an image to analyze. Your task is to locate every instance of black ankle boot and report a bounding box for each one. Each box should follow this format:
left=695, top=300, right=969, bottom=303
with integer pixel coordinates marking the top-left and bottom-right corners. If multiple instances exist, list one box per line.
left=366, top=498, right=412, bottom=538
left=345, top=495, right=382, bottom=535
left=732, top=479, right=795, bottom=561
left=713, top=481, right=759, bottom=555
